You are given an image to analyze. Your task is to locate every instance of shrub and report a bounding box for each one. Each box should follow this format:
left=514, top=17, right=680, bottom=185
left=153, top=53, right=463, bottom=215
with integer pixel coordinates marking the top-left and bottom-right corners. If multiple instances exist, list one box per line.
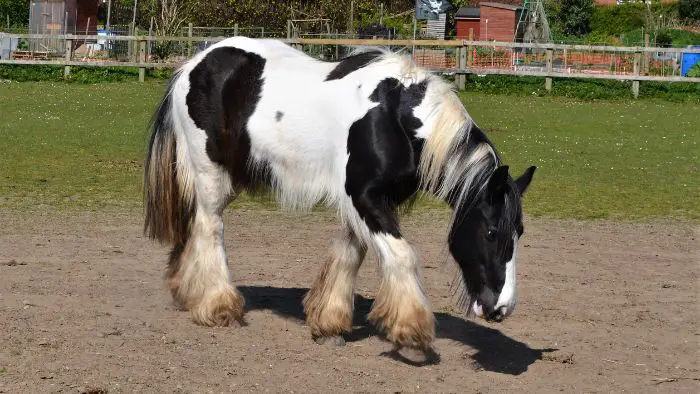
left=687, top=63, right=700, bottom=78
left=459, top=74, right=700, bottom=102
left=0, top=65, right=172, bottom=83
left=679, top=0, right=700, bottom=21
left=591, top=4, right=646, bottom=37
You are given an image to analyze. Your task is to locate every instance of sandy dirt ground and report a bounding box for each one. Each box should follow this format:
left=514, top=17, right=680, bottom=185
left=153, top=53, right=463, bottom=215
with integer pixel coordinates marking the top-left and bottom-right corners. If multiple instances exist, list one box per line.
left=0, top=208, right=697, bottom=393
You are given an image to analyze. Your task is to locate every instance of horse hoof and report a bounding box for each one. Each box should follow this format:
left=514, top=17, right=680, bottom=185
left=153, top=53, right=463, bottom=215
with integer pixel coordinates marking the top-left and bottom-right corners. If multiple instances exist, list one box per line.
left=382, top=345, right=441, bottom=366
left=313, top=335, right=346, bottom=347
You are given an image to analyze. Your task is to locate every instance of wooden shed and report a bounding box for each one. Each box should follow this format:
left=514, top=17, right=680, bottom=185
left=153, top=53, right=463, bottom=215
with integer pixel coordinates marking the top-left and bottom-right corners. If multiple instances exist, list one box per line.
left=479, top=2, right=523, bottom=42
left=27, top=0, right=98, bottom=53
left=29, top=0, right=98, bottom=36
left=455, top=7, right=481, bottom=39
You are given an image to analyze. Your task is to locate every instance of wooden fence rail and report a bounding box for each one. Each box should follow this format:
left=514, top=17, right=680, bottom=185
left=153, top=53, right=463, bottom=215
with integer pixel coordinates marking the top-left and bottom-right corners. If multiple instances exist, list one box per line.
left=1, top=33, right=699, bottom=97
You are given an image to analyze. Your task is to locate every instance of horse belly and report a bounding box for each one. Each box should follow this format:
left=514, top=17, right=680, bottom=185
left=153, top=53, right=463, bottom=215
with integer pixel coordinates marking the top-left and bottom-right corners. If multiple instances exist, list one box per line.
left=246, top=98, right=350, bottom=211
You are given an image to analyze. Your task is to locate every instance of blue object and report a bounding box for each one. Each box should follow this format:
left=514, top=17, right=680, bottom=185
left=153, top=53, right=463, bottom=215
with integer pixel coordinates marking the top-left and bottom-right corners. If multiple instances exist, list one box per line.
left=681, top=46, right=700, bottom=76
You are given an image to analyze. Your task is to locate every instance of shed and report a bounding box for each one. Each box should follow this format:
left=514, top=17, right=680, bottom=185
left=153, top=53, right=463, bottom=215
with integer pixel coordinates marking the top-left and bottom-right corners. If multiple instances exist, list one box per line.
left=29, top=0, right=98, bottom=35
left=479, top=2, right=523, bottom=42
left=28, top=0, right=98, bottom=52
left=425, top=12, right=448, bottom=40
left=455, top=7, right=480, bottom=39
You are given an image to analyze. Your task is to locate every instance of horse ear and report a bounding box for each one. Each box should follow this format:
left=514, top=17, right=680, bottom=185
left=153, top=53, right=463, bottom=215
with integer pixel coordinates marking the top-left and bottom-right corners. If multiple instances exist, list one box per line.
left=515, top=166, right=537, bottom=195
left=487, top=165, right=510, bottom=197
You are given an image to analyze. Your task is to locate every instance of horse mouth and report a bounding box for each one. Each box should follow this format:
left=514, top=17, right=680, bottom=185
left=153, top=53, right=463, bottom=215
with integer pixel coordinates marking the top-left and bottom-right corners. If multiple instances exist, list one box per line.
left=471, top=301, right=508, bottom=322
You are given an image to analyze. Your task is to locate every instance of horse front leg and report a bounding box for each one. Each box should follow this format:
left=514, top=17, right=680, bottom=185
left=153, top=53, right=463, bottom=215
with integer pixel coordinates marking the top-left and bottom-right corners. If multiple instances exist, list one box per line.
left=303, top=227, right=367, bottom=345
left=368, top=232, right=435, bottom=353
left=351, top=189, right=436, bottom=353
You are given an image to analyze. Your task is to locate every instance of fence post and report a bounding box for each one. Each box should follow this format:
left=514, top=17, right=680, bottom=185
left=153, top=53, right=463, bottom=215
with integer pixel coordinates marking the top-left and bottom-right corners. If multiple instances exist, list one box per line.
left=467, top=28, right=473, bottom=68
left=64, top=38, right=72, bottom=79
left=458, top=44, right=467, bottom=91
left=545, top=48, right=553, bottom=91
left=128, top=23, right=134, bottom=59
left=643, top=33, right=650, bottom=75
left=138, top=39, right=146, bottom=82
left=563, top=47, right=568, bottom=71
left=632, top=51, right=641, bottom=99
left=234, top=23, right=239, bottom=37
left=187, top=23, right=193, bottom=57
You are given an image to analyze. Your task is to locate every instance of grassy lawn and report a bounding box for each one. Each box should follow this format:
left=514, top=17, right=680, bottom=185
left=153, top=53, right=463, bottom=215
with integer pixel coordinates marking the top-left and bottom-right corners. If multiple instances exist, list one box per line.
left=0, top=81, right=697, bottom=221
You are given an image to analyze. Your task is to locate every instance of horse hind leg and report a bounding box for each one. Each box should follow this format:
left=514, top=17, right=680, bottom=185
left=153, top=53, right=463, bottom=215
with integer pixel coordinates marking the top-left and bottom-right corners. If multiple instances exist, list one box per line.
left=303, top=227, right=367, bottom=345
left=168, top=167, right=245, bottom=327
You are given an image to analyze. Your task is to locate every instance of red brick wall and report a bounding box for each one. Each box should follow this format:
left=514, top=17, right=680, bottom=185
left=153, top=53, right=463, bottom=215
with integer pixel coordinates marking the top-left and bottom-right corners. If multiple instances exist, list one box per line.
left=480, top=6, right=518, bottom=42
left=456, top=19, right=480, bottom=39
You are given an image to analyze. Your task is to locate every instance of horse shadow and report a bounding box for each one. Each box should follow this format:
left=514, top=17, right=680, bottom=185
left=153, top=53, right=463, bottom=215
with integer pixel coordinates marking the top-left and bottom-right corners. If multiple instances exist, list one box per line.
left=239, top=286, right=556, bottom=374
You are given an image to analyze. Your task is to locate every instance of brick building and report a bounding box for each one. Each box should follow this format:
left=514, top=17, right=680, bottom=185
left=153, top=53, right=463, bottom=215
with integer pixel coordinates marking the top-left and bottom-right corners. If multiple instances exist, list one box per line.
left=455, top=7, right=481, bottom=39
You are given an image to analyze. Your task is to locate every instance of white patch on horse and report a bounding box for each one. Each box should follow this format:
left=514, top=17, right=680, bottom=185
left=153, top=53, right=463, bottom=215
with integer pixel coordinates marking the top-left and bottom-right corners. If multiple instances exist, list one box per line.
left=494, top=233, right=518, bottom=317
left=372, top=233, right=428, bottom=308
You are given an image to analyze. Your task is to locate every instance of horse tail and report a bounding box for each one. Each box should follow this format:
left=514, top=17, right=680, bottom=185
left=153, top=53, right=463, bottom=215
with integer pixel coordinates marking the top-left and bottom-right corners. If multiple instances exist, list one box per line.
left=143, top=70, right=196, bottom=246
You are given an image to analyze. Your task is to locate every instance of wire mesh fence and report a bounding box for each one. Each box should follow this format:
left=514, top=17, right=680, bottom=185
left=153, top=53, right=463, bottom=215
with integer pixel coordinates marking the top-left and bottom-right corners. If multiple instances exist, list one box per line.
left=1, top=30, right=698, bottom=85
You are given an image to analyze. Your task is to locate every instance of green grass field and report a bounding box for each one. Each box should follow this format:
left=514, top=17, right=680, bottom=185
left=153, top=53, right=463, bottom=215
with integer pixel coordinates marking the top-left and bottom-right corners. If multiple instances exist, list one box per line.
left=0, top=82, right=698, bottom=221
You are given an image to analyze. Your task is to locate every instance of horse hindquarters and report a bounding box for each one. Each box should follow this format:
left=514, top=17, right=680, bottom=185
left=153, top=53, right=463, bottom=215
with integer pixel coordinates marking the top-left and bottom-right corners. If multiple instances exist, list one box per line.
left=144, top=69, right=245, bottom=327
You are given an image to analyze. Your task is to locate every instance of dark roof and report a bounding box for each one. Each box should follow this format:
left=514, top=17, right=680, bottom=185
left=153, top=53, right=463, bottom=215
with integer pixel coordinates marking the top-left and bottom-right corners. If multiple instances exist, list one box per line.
left=455, top=7, right=481, bottom=18
left=480, top=2, right=523, bottom=11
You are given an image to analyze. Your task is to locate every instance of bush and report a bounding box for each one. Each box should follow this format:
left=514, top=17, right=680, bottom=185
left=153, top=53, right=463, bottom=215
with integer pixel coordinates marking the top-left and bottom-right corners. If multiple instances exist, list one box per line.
left=0, top=0, right=29, bottom=28
left=591, top=4, right=647, bottom=37
left=0, top=65, right=173, bottom=83
left=459, top=74, right=700, bottom=102
left=590, top=2, right=679, bottom=37
left=679, top=0, right=700, bottom=21
left=687, top=63, right=700, bottom=77
left=560, top=0, right=595, bottom=37
left=656, top=30, right=673, bottom=46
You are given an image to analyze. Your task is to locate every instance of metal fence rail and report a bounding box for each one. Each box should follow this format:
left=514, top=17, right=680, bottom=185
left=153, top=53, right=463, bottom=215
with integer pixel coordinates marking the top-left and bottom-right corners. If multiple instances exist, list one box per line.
left=1, top=33, right=699, bottom=98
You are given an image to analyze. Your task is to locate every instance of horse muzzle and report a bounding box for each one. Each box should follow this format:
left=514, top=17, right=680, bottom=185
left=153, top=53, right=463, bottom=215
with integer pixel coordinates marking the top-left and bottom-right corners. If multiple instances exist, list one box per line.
left=472, top=301, right=511, bottom=323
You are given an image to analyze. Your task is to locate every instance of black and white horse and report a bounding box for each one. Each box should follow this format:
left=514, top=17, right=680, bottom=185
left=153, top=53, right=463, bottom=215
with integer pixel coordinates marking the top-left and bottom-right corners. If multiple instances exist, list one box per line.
left=143, top=37, right=536, bottom=353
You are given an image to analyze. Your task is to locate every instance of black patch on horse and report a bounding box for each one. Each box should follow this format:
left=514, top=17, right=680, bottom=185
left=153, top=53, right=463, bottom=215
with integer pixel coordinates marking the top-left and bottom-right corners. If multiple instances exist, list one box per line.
left=186, top=46, right=270, bottom=189
left=275, top=111, right=284, bottom=122
left=345, top=78, right=427, bottom=236
left=325, top=51, right=383, bottom=81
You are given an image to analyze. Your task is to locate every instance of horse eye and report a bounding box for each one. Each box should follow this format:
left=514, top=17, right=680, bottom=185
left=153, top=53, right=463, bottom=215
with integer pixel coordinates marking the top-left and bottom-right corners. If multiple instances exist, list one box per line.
left=486, top=228, right=497, bottom=241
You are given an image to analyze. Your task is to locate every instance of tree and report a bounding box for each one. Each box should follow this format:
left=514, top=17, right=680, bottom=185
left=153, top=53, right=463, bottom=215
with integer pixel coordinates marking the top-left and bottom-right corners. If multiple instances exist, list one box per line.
left=559, top=0, right=594, bottom=37
left=0, top=0, right=29, bottom=27
left=151, top=0, right=190, bottom=60
left=679, top=0, right=700, bottom=21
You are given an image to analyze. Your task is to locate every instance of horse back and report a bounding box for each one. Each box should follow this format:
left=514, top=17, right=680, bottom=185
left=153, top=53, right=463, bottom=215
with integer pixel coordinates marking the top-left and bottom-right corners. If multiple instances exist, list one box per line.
left=175, top=38, right=433, bottom=212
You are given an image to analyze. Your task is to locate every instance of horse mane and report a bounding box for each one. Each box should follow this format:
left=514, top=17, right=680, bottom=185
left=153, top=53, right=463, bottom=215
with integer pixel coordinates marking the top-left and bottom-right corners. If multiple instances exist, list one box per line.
left=408, top=63, right=500, bottom=227
left=341, top=47, right=501, bottom=231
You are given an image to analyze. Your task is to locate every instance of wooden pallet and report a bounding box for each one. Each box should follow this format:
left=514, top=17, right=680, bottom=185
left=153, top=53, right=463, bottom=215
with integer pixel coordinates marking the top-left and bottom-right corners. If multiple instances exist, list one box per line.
left=11, top=51, right=50, bottom=60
